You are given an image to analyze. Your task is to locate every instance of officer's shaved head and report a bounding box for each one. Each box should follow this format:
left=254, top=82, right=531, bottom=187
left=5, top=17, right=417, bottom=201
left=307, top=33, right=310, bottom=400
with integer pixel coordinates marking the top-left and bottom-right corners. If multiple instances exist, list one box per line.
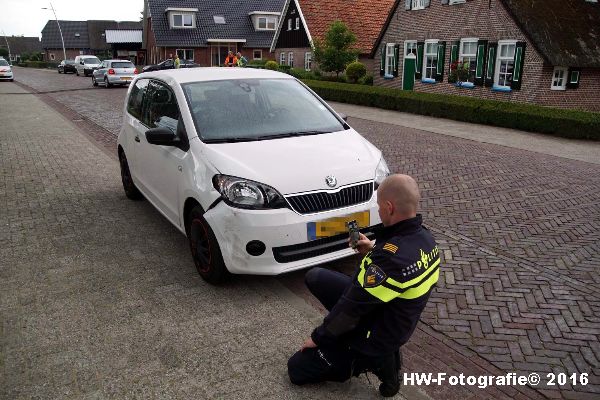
left=377, top=174, right=420, bottom=225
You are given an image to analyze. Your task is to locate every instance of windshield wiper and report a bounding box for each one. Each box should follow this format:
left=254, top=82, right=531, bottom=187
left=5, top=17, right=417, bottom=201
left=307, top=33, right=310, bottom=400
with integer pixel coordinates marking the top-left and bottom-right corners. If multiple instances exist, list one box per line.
left=204, top=137, right=258, bottom=143
left=255, top=131, right=330, bottom=140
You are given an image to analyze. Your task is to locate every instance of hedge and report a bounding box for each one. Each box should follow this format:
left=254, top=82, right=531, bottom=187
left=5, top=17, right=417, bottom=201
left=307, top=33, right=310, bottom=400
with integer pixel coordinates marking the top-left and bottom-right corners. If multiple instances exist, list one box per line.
left=301, top=80, right=600, bottom=140
left=18, top=61, right=59, bottom=69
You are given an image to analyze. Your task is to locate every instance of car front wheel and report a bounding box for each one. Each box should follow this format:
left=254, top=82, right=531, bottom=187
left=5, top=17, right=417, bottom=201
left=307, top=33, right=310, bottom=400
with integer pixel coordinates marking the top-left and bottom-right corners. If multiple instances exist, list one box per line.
left=187, top=206, right=229, bottom=284
left=119, top=151, right=142, bottom=200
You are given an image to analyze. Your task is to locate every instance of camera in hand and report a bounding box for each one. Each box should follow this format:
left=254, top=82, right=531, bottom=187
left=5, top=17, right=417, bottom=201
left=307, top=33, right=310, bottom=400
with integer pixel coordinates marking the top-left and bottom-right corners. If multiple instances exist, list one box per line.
left=347, top=220, right=360, bottom=249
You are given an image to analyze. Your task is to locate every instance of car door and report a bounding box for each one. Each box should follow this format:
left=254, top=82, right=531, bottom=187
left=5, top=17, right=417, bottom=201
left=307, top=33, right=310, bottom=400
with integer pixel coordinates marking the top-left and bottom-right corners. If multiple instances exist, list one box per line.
left=134, top=79, right=188, bottom=225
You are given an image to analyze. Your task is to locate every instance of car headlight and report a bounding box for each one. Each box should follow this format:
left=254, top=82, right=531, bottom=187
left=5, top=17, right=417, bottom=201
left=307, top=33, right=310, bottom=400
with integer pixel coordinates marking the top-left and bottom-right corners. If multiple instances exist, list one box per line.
left=374, top=157, right=390, bottom=189
left=213, top=175, right=288, bottom=210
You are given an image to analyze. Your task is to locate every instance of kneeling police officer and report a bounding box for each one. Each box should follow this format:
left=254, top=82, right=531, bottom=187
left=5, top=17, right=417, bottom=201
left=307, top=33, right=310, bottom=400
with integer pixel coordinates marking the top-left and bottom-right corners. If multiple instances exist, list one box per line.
left=288, top=174, right=441, bottom=397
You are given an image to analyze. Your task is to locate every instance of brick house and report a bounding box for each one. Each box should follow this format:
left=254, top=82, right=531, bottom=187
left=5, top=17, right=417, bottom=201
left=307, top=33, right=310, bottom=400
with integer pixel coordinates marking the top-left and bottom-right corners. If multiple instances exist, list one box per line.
left=143, top=0, right=285, bottom=66
left=270, top=0, right=396, bottom=72
left=41, top=20, right=141, bottom=62
left=0, top=36, right=42, bottom=63
left=373, top=0, right=600, bottom=112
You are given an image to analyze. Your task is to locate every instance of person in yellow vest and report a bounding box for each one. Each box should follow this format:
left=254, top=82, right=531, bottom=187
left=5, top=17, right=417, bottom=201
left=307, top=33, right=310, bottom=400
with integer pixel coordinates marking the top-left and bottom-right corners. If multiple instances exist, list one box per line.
left=174, top=54, right=181, bottom=69
left=288, top=174, right=440, bottom=397
left=224, top=51, right=237, bottom=67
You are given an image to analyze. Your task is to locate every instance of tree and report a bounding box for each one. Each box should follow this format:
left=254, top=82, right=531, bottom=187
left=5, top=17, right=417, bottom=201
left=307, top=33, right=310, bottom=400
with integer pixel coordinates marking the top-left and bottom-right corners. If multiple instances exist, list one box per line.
left=313, top=20, right=359, bottom=78
left=0, top=48, right=8, bottom=59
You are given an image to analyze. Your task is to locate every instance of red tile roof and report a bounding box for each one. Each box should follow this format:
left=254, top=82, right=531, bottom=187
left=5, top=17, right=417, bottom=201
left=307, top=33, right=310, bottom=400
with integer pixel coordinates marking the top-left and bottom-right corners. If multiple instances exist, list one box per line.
left=299, top=0, right=396, bottom=55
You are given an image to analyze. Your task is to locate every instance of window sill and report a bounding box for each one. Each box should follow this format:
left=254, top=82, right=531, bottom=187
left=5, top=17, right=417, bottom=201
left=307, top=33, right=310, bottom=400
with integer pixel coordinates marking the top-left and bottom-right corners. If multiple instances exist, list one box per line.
left=492, top=85, right=512, bottom=92
left=421, top=78, right=436, bottom=84
left=550, top=87, right=566, bottom=91
left=455, top=82, right=475, bottom=88
left=383, top=74, right=394, bottom=80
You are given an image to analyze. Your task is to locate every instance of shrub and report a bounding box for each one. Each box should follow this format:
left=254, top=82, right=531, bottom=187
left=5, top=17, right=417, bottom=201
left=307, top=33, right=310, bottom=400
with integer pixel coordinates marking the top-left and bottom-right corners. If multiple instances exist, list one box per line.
left=359, top=73, right=374, bottom=86
left=345, top=61, right=367, bottom=83
left=300, top=80, right=600, bottom=140
left=278, top=65, right=292, bottom=73
left=265, top=60, right=278, bottom=71
left=287, top=68, right=319, bottom=80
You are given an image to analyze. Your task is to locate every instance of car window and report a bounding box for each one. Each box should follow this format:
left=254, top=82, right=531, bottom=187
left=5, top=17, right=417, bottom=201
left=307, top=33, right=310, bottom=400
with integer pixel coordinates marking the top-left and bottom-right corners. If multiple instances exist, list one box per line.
left=143, top=80, right=180, bottom=133
left=112, top=62, right=134, bottom=68
left=182, top=79, right=345, bottom=142
left=127, top=79, right=149, bottom=121
left=84, top=57, right=100, bottom=64
left=66, top=60, right=74, bottom=64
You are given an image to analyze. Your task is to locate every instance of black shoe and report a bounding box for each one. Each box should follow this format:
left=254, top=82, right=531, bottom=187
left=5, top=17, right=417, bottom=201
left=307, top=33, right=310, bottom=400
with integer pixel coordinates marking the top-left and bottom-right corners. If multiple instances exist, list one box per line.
left=374, top=350, right=401, bottom=397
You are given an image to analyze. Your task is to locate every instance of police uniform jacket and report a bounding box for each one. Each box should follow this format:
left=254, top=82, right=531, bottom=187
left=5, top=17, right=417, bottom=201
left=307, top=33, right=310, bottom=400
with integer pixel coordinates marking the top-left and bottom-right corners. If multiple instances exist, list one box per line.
left=311, top=215, right=440, bottom=357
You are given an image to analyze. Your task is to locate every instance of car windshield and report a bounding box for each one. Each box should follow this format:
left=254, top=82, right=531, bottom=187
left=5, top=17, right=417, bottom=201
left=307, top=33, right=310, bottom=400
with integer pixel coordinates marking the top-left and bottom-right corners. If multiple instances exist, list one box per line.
left=0, top=60, right=9, bottom=66
left=182, top=79, right=346, bottom=143
left=66, top=60, right=75, bottom=64
left=112, top=62, right=134, bottom=68
left=84, top=57, right=100, bottom=64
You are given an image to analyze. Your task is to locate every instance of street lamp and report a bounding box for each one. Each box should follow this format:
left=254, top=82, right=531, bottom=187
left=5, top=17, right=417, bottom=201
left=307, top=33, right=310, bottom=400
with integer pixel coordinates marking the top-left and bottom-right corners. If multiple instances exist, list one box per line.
left=42, top=3, right=66, bottom=61
left=1, top=30, right=12, bottom=63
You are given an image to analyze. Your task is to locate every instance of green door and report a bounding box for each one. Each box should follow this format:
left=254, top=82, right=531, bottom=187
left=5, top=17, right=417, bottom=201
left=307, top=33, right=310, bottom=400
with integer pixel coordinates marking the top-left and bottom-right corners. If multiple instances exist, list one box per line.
left=403, top=54, right=416, bottom=90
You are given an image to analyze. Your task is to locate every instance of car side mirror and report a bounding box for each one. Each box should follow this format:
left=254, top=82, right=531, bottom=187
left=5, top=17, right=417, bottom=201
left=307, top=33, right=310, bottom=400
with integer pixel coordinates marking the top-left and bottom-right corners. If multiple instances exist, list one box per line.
left=338, top=112, right=348, bottom=122
left=146, top=127, right=179, bottom=146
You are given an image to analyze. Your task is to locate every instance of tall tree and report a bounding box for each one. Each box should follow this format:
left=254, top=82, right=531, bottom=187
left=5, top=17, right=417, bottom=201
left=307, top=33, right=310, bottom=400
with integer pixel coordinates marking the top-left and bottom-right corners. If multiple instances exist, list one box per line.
left=313, top=20, right=359, bottom=78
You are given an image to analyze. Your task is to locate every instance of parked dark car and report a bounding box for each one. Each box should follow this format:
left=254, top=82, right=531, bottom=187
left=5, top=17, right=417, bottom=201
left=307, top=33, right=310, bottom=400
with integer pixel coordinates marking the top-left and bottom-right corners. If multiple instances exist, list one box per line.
left=141, top=59, right=200, bottom=72
left=58, top=60, right=76, bottom=74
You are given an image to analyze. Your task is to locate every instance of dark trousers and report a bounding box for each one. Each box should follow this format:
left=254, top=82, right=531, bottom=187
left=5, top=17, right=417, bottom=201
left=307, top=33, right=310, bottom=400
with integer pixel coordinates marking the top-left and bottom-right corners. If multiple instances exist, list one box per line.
left=288, top=267, right=364, bottom=385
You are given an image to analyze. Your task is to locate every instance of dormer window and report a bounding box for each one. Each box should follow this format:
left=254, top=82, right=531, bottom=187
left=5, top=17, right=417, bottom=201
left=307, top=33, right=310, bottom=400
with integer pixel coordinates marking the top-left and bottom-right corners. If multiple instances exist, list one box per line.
left=248, top=12, right=279, bottom=31
left=214, top=16, right=226, bottom=24
left=166, top=7, right=198, bottom=29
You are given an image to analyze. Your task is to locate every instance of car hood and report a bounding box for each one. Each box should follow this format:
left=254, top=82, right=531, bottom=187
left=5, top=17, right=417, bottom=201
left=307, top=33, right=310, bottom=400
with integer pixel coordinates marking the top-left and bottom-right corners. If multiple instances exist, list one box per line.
left=201, top=129, right=381, bottom=195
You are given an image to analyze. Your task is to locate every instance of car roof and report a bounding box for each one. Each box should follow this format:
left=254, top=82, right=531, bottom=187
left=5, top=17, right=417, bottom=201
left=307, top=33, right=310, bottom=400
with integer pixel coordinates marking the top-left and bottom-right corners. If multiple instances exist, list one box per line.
left=138, top=67, right=295, bottom=85
left=105, top=59, right=134, bottom=63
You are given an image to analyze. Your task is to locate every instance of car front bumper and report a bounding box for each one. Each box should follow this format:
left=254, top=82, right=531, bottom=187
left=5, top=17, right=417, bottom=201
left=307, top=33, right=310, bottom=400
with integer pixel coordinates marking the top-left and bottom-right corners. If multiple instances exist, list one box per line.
left=203, top=194, right=381, bottom=275
left=0, top=71, right=13, bottom=80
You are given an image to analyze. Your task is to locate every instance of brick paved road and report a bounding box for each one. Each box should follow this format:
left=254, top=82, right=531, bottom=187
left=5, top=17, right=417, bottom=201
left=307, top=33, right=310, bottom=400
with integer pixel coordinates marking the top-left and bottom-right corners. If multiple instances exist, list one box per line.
left=12, top=67, right=600, bottom=399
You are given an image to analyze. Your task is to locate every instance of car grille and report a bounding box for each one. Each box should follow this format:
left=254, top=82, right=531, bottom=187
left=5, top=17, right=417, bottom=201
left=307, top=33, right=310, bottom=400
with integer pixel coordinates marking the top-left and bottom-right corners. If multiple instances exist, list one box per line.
left=285, top=182, right=374, bottom=214
left=273, top=224, right=382, bottom=263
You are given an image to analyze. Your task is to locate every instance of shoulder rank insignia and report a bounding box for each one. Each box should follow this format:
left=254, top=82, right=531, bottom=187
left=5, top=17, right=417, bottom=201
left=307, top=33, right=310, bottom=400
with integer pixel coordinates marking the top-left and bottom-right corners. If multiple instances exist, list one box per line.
left=364, top=264, right=387, bottom=288
left=382, top=243, right=398, bottom=254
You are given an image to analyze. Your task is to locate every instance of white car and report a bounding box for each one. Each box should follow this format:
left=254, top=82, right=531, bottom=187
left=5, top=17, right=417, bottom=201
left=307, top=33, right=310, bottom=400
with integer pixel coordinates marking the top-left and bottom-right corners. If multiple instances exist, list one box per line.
left=117, top=68, right=389, bottom=284
left=0, top=58, right=13, bottom=81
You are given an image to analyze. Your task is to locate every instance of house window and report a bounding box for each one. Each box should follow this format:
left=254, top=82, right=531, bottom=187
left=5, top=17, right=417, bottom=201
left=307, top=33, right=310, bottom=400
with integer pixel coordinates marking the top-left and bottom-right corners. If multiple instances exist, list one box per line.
left=551, top=67, right=568, bottom=90
left=304, top=52, right=312, bottom=71
left=288, top=52, right=294, bottom=67
left=49, top=53, right=55, bottom=61
left=287, top=19, right=292, bottom=31
left=385, top=43, right=395, bottom=76
left=459, top=38, right=478, bottom=83
left=411, top=0, right=427, bottom=10
left=404, top=41, right=417, bottom=57
left=295, top=18, right=300, bottom=30
left=253, top=50, right=262, bottom=60
left=280, top=52, right=286, bottom=65
left=173, top=13, right=194, bottom=28
left=423, top=40, right=438, bottom=80
left=257, top=16, right=277, bottom=30
left=176, top=49, right=194, bottom=61
left=495, top=41, right=516, bottom=88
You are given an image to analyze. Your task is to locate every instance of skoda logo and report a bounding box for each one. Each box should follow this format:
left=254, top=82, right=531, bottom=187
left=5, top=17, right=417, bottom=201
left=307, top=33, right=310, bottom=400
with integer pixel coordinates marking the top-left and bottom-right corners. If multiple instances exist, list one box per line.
left=325, top=175, right=337, bottom=188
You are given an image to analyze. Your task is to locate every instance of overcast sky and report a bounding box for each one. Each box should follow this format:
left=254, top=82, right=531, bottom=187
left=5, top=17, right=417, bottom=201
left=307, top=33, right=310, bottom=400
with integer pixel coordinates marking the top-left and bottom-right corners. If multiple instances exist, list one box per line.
left=0, top=0, right=143, bottom=38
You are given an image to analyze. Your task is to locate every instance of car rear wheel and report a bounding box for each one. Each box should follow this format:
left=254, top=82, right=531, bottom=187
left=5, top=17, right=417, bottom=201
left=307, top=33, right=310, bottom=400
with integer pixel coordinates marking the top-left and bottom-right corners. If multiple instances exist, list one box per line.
left=92, top=76, right=98, bottom=87
left=187, top=206, right=229, bottom=285
left=76, top=70, right=79, bottom=76
left=104, top=77, right=111, bottom=88
left=119, top=151, right=142, bottom=200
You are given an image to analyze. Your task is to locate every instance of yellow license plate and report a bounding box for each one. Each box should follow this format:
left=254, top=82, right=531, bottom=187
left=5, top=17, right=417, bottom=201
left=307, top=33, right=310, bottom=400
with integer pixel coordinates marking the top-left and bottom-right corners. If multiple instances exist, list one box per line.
left=121, top=77, right=131, bottom=81
left=307, top=211, right=370, bottom=241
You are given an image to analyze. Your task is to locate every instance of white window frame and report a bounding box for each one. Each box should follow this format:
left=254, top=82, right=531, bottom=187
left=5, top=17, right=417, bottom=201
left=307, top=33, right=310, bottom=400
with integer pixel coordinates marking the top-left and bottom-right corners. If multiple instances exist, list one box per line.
left=494, top=40, right=517, bottom=88
left=257, top=16, right=277, bottom=31
left=49, top=53, right=55, bottom=61
left=253, top=50, right=262, bottom=60
left=459, top=38, right=478, bottom=83
left=280, top=51, right=286, bottom=65
left=404, top=40, right=417, bottom=58
left=287, top=19, right=292, bottom=31
left=385, top=43, right=395, bottom=77
left=411, top=0, right=426, bottom=10
left=551, top=67, right=568, bottom=91
left=304, top=52, right=312, bottom=71
left=288, top=52, right=294, bottom=67
left=295, top=18, right=300, bottom=30
left=423, top=39, right=439, bottom=80
left=176, top=49, right=194, bottom=61
left=172, top=13, right=195, bottom=28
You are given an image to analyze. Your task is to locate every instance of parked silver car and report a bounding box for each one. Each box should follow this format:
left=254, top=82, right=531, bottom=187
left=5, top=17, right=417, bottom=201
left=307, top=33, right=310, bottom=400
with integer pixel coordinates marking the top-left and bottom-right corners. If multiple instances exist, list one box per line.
left=92, top=59, right=138, bottom=88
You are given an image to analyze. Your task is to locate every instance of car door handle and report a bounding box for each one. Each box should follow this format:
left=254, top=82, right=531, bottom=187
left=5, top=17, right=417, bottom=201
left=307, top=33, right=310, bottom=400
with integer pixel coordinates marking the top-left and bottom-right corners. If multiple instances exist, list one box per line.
left=134, top=135, right=140, bottom=142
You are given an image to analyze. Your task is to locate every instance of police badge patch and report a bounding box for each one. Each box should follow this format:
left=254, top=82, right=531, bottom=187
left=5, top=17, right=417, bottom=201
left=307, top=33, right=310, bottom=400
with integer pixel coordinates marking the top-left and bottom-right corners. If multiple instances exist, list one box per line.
left=364, top=264, right=387, bottom=288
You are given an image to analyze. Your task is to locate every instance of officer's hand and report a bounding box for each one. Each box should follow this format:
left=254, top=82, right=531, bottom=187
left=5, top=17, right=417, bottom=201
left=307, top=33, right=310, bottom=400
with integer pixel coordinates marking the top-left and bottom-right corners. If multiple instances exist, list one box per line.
left=300, top=338, right=317, bottom=352
left=352, top=233, right=374, bottom=256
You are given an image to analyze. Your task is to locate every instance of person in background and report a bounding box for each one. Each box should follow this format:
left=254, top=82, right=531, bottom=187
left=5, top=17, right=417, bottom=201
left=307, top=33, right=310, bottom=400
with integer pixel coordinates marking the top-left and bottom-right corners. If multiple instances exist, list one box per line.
left=174, top=54, right=181, bottom=69
left=236, top=52, right=248, bottom=67
left=224, top=51, right=237, bottom=67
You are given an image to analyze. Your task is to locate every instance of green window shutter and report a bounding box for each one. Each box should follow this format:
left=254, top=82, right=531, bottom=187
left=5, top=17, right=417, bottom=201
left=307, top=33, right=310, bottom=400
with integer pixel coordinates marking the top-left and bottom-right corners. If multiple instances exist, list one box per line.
left=510, top=41, right=526, bottom=90
left=380, top=44, right=385, bottom=76
left=405, top=0, right=411, bottom=10
left=448, top=40, right=459, bottom=83
left=566, top=68, right=580, bottom=89
left=416, top=41, right=424, bottom=79
left=485, top=42, right=497, bottom=87
left=393, top=44, right=401, bottom=77
left=474, top=39, right=488, bottom=86
left=435, top=41, right=446, bottom=82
